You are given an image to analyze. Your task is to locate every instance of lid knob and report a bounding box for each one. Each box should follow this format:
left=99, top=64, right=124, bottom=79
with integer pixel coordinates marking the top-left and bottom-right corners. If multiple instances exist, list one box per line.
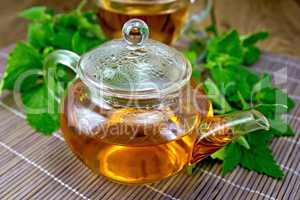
left=122, top=19, right=149, bottom=47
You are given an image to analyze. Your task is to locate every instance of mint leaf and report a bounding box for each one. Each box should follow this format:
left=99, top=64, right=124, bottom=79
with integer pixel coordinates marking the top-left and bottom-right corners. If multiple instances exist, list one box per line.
left=240, top=132, right=284, bottom=178
left=187, top=165, right=195, bottom=175
left=208, top=66, right=237, bottom=96
left=55, top=13, right=79, bottom=30
left=28, top=22, right=54, bottom=49
left=255, top=88, right=295, bottom=111
left=241, top=32, right=268, bottom=65
left=207, top=30, right=243, bottom=65
left=211, top=146, right=226, bottom=160
left=252, top=74, right=273, bottom=92
left=52, top=28, right=75, bottom=50
left=253, top=74, right=295, bottom=112
left=72, top=31, right=102, bottom=54
left=237, top=90, right=250, bottom=110
left=222, top=143, right=241, bottom=175
left=243, top=46, right=261, bottom=65
left=0, top=42, right=43, bottom=93
left=203, top=78, right=232, bottom=114
left=184, top=50, right=198, bottom=66
left=56, top=64, right=75, bottom=85
left=1, top=4, right=107, bottom=135
left=235, top=136, right=250, bottom=149
left=19, top=7, right=52, bottom=22
left=242, top=32, right=269, bottom=47
left=206, top=64, right=258, bottom=110
left=205, top=24, right=218, bottom=36
left=254, top=104, right=288, bottom=119
left=191, top=69, right=201, bottom=81
left=269, top=119, right=294, bottom=136
left=22, top=85, right=60, bottom=134
left=51, top=11, right=106, bottom=52
left=197, top=28, right=292, bottom=178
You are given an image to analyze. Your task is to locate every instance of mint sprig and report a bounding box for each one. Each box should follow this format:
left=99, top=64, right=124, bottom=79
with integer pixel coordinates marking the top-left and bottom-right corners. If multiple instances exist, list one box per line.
left=0, top=3, right=107, bottom=134
left=186, top=28, right=295, bottom=178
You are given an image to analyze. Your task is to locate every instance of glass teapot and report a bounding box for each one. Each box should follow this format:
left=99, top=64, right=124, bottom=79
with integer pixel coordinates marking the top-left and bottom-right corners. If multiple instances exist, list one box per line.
left=45, top=19, right=269, bottom=184
left=96, top=0, right=212, bottom=44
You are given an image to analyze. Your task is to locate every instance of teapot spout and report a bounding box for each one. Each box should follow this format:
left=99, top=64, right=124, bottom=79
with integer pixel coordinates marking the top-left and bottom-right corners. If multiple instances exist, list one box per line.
left=190, top=110, right=269, bottom=164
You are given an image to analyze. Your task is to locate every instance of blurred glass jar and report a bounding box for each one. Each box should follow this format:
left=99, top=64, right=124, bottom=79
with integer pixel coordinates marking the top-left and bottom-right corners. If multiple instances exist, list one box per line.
left=95, top=0, right=212, bottom=44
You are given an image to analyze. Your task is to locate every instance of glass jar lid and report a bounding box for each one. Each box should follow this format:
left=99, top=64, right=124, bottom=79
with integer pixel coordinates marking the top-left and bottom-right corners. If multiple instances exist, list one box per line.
left=78, top=19, right=191, bottom=99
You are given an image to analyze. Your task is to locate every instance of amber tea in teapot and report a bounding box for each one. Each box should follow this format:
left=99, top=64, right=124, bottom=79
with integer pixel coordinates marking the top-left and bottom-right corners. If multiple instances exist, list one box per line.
left=45, top=19, right=270, bottom=184
left=61, top=80, right=232, bottom=184
left=96, top=0, right=190, bottom=44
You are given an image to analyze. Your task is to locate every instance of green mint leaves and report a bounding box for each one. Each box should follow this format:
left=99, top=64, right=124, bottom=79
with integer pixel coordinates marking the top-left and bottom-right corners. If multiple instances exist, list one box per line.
left=19, top=7, right=53, bottom=21
left=22, top=84, right=60, bottom=134
left=186, top=29, right=294, bottom=178
left=222, top=142, right=241, bottom=175
left=220, top=132, right=283, bottom=178
left=1, top=43, right=43, bottom=92
left=241, top=132, right=284, bottom=178
left=0, top=3, right=107, bottom=134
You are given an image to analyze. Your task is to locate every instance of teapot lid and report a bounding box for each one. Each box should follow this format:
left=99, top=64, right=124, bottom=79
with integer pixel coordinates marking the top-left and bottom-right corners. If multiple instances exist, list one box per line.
left=78, top=19, right=192, bottom=99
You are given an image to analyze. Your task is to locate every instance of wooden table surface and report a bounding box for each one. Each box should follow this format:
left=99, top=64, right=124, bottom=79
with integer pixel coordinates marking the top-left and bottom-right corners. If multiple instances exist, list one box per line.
left=213, top=0, right=300, bottom=59
left=0, top=46, right=300, bottom=199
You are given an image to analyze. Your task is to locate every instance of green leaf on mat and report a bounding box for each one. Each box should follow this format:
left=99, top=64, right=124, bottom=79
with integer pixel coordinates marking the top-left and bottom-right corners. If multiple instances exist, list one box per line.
left=240, top=132, right=284, bottom=178
left=197, top=28, right=292, bottom=178
left=0, top=42, right=43, bottom=93
left=243, top=46, right=261, bottom=65
left=242, top=32, right=269, bottom=47
left=235, top=136, right=250, bottom=149
left=27, top=22, right=54, bottom=49
left=222, top=143, right=241, bottom=175
left=72, top=31, right=102, bottom=54
left=211, top=146, right=226, bottom=160
left=19, top=7, right=52, bottom=22
left=1, top=3, right=107, bottom=135
left=22, top=84, right=60, bottom=134
left=269, top=119, right=294, bottom=136
left=203, top=78, right=232, bottom=114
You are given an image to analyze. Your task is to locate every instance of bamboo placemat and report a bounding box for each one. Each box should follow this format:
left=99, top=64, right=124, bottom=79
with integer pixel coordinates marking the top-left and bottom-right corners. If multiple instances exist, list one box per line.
left=0, top=46, right=299, bottom=200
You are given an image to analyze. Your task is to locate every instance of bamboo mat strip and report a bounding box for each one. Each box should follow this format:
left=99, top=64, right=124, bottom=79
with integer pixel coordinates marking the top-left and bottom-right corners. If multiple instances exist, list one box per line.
left=0, top=48, right=300, bottom=200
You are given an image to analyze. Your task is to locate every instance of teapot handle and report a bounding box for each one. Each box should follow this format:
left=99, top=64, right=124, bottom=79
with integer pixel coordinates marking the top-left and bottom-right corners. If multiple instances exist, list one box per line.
left=44, top=50, right=80, bottom=76
left=43, top=50, right=80, bottom=102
